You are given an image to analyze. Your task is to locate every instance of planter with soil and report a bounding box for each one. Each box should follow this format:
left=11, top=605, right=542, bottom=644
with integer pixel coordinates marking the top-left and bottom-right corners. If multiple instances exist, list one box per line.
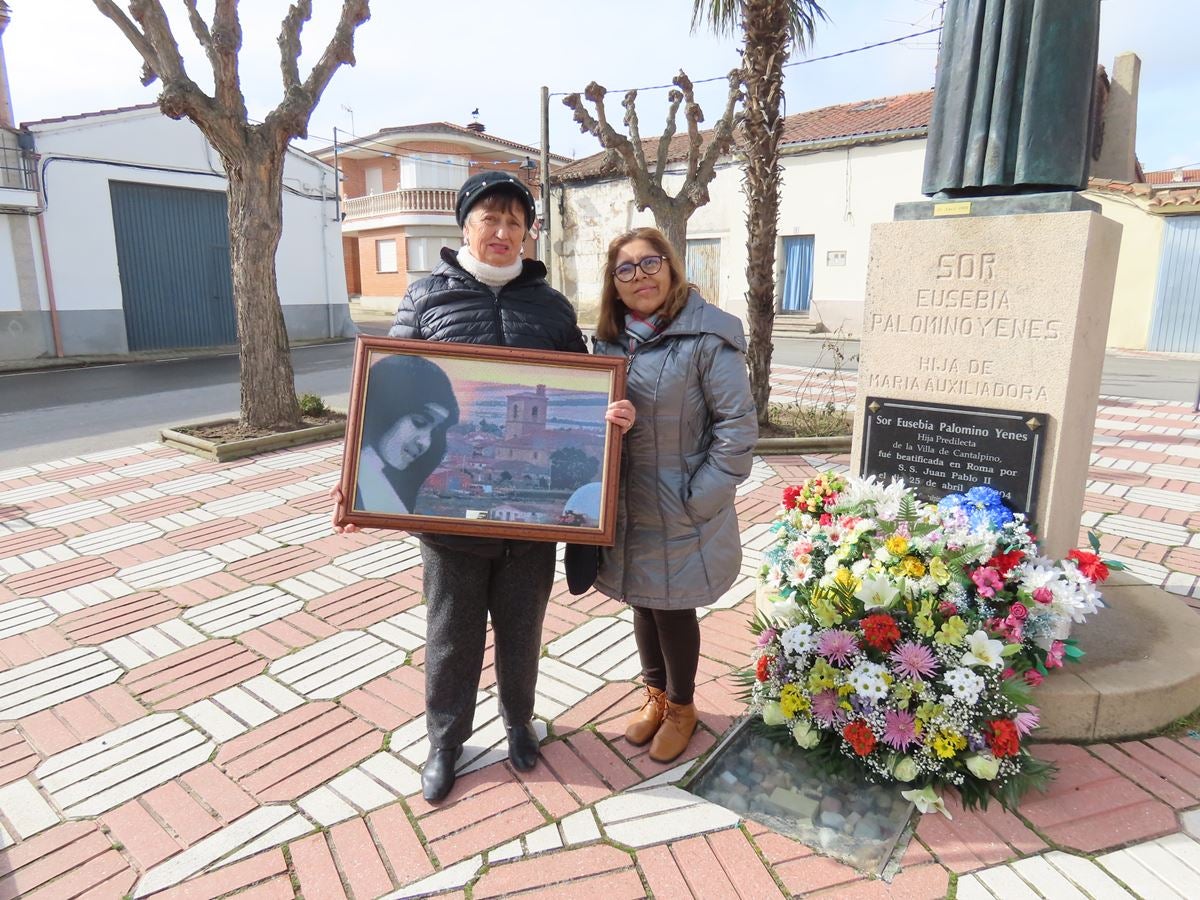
left=161, top=411, right=347, bottom=462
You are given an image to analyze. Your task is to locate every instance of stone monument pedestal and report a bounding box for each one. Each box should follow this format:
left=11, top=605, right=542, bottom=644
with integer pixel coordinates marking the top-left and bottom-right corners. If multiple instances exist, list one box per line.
left=851, top=193, right=1120, bottom=558
left=1033, top=573, right=1200, bottom=740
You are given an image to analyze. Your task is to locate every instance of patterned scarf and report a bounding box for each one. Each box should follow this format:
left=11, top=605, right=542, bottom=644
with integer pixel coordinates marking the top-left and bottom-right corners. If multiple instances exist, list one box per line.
left=624, top=310, right=668, bottom=353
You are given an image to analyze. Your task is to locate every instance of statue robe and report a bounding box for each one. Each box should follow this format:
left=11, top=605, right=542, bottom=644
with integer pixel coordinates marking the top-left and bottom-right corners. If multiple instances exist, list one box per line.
left=922, top=0, right=1102, bottom=197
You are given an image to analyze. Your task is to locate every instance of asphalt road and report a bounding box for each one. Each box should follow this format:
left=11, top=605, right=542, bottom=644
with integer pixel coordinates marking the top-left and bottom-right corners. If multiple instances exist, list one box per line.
left=1, top=334, right=1196, bottom=469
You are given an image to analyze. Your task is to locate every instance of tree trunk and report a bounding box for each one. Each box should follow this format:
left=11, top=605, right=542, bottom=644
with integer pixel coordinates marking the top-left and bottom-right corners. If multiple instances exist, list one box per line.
left=226, top=142, right=301, bottom=430
left=742, top=0, right=789, bottom=426
left=654, top=203, right=690, bottom=260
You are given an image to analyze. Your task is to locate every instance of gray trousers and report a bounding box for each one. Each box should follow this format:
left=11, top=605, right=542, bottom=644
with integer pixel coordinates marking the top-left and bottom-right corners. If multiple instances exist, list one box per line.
left=420, top=540, right=556, bottom=748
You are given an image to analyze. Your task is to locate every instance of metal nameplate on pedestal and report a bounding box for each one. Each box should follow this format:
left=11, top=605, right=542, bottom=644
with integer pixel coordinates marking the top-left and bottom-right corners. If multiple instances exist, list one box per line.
left=860, top=397, right=1045, bottom=522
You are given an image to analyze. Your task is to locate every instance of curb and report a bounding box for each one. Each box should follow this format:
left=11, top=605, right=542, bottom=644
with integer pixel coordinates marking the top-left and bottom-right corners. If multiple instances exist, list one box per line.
left=161, top=420, right=346, bottom=462
left=754, top=435, right=852, bottom=455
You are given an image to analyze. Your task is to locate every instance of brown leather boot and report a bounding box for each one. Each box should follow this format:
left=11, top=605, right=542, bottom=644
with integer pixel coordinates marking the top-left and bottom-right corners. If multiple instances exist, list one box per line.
left=624, top=686, right=666, bottom=746
left=649, top=700, right=697, bottom=763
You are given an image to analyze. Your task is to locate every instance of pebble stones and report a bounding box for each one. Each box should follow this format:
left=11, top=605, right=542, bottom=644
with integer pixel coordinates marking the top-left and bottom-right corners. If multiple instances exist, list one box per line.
left=688, top=729, right=914, bottom=875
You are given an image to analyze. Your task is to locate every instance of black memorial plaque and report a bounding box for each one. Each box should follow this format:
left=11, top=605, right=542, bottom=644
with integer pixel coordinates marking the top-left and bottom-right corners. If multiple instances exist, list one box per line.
left=860, top=397, right=1045, bottom=522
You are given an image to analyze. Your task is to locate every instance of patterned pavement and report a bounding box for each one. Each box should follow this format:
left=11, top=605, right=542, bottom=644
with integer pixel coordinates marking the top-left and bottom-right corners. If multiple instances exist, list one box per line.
left=0, top=366, right=1198, bottom=898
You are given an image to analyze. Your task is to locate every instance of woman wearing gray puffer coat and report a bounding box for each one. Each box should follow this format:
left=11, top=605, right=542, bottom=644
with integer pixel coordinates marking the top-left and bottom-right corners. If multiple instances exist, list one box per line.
left=592, top=227, right=757, bottom=763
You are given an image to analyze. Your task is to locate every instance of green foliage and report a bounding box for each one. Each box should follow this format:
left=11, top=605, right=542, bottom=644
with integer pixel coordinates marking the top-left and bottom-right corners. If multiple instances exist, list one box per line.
left=297, top=392, right=326, bottom=416
left=690, top=0, right=829, bottom=51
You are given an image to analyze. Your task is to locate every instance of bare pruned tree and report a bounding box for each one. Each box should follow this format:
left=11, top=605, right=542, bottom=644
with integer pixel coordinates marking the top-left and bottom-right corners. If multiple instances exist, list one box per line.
left=92, top=0, right=371, bottom=430
left=563, top=70, right=741, bottom=257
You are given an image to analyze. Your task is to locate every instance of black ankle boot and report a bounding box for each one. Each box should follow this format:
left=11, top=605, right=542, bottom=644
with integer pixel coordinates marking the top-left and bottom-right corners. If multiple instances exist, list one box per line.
left=506, top=722, right=540, bottom=771
left=421, top=745, right=462, bottom=802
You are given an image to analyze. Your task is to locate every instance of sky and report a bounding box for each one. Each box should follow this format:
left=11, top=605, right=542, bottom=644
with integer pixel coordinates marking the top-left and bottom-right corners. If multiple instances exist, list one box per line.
left=6, top=1, right=1198, bottom=173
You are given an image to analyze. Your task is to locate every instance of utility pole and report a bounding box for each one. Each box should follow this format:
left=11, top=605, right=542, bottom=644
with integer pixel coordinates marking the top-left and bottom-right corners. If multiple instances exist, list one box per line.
left=540, top=85, right=552, bottom=288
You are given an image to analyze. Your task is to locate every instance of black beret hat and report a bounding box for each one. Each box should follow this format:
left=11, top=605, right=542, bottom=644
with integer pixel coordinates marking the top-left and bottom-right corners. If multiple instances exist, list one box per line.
left=455, top=170, right=537, bottom=229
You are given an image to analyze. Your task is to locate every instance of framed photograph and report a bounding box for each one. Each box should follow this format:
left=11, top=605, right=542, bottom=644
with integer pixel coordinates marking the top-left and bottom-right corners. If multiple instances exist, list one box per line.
left=336, top=336, right=626, bottom=545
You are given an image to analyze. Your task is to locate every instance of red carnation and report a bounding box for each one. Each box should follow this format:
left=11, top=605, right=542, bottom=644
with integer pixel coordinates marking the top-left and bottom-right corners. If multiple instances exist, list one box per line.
left=985, top=718, right=1021, bottom=758
left=861, top=613, right=901, bottom=653
left=986, top=548, right=1025, bottom=576
left=756, top=655, right=772, bottom=682
left=782, top=486, right=802, bottom=510
left=1067, top=549, right=1111, bottom=583
left=819, top=513, right=833, bottom=526
left=843, top=720, right=877, bottom=756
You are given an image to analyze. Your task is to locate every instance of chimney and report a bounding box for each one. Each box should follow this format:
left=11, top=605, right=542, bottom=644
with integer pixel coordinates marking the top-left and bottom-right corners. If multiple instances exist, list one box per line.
left=1092, top=52, right=1141, bottom=183
left=465, top=121, right=485, bottom=134
left=1173, top=168, right=1185, bottom=183
left=0, top=2, right=14, bottom=129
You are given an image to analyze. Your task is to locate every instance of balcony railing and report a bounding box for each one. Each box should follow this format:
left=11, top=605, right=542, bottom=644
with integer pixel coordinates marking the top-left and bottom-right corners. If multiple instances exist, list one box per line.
left=0, top=127, right=36, bottom=193
left=342, top=187, right=456, bottom=220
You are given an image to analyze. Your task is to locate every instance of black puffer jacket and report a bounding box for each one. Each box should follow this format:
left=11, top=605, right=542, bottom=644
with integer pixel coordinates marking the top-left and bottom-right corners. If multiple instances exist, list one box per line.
left=389, top=247, right=587, bottom=557
left=390, top=248, right=586, bottom=352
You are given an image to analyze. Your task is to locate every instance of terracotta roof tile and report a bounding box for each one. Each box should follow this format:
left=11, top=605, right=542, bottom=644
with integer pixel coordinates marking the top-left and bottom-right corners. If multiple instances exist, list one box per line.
left=1144, top=168, right=1200, bottom=185
left=555, top=90, right=932, bottom=183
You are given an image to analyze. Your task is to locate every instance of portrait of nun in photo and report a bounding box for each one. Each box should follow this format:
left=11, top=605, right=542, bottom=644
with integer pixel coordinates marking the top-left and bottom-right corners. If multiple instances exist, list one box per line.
left=354, top=354, right=460, bottom=515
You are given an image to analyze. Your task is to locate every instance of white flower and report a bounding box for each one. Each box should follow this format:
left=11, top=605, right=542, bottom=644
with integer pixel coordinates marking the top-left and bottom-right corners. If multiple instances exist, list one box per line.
left=942, top=667, right=985, bottom=705
left=792, top=719, right=821, bottom=749
left=761, top=701, right=786, bottom=726
left=851, top=557, right=873, bottom=578
left=965, top=753, right=1001, bottom=780
left=768, top=597, right=801, bottom=622
left=848, top=660, right=889, bottom=701
left=892, top=755, right=919, bottom=782
left=781, top=623, right=817, bottom=656
left=902, top=785, right=953, bottom=819
left=960, top=630, right=1005, bottom=669
left=855, top=571, right=900, bottom=610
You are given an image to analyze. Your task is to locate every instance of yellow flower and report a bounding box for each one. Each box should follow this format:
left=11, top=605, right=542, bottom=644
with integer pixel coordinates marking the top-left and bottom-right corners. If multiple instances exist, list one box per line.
left=809, top=590, right=843, bottom=628
left=901, top=556, right=927, bottom=578
left=930, top=729, right=968, bottom=759
left=935, top=615, right=969, bottom=646
left=914, top=598, right=936, bottom=637
left=885, top=535, right=909, bottom=557
left=807, top=658, right=837, bottom=693
left=832, top=566, right=860, bottom=592
left=915, top=701, right=943, bottom=723
left=780, top=683, right=809, bottom=718
left=929, top=556, right=951, bottom=585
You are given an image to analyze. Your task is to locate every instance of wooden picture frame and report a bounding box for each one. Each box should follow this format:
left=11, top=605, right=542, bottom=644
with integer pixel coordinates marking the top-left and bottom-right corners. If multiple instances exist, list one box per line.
left=336, top=336, right=626, bottom=545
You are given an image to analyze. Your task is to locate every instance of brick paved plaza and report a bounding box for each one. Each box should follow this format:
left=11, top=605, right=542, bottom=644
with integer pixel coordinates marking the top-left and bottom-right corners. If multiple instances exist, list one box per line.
left=1, top=365, right=1199, bottom=898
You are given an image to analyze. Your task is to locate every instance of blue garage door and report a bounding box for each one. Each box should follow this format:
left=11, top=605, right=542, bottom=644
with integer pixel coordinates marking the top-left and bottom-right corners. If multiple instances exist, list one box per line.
left=110, top=181, right=237, bottom=351
left=1147, top=217, right=1200, bottom=353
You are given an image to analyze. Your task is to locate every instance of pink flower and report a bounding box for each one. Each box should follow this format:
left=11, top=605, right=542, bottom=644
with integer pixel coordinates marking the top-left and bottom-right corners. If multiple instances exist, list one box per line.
left=939, top=601, right=959, bottom=618
left=1002, top=667, right=1016, bottom=680
left=817, top=629, right=858, bottom=667
left=756, top=628, right=777, bottom=649
left=1014, top=707, right=1041, bottom=736
left=882, top=709, right=920, bottom=749
left=888, top=641, right=940, bottom=681
left=811, top=689, right=845, bottom=726
left=1002, top=614, right=1024, bottom=641
left=1032, top=586, right=1053, bottom=605
left=1024, top=670, right=1044, bottom=686
left=1045, top=641, right=1066, bottom=669
left=1008, top=603, right=1029, bottom=622
left=971, top=567, right=1004, bottom=598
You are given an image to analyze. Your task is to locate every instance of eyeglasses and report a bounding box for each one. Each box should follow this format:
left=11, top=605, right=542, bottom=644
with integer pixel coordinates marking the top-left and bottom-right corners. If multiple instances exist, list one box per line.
left=614, top=256, right=664, bottom=282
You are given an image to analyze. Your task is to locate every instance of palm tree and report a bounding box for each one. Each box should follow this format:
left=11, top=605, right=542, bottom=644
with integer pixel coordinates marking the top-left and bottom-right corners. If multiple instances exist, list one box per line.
left=692, top=0, right=827, bottom=425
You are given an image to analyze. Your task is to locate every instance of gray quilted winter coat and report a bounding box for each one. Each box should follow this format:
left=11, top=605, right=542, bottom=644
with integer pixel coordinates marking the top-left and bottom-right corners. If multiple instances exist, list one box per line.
left=593, top=291, right=758, bottom=608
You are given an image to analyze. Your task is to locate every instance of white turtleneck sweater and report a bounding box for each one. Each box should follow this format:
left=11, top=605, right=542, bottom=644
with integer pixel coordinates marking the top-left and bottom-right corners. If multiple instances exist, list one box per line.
left=456, top=244, right=522, bottom=293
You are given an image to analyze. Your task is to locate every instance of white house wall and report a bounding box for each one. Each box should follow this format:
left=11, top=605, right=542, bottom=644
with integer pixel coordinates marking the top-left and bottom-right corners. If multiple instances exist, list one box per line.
left=0, top=211, right=54, bottom=361
left=30, top=109, right=349, bottom=357
left=552, top=140, right=926, bottom=333
left=553, top=137, right=1164, bottom=351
